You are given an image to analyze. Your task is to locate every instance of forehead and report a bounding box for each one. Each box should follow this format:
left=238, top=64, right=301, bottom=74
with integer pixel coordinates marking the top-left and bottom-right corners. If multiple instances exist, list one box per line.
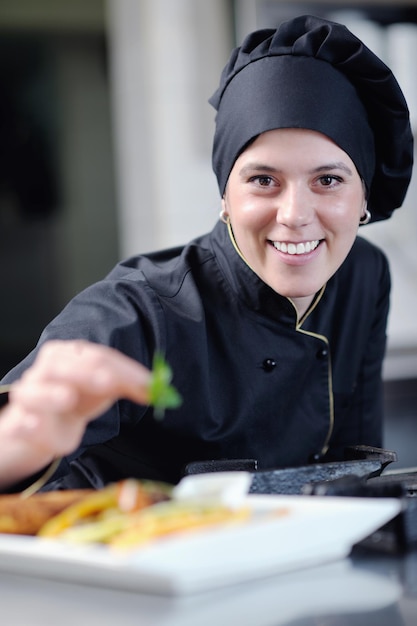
left=235, top=128, right=359, bottom=173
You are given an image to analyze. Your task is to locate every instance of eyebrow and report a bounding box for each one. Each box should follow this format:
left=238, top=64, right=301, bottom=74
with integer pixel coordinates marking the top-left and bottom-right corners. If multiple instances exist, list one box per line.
left=238, top=161, right=354, bottom=177
left=238, top=163, right=276, bottom=178
left=312, top=162, right=354, bottom=176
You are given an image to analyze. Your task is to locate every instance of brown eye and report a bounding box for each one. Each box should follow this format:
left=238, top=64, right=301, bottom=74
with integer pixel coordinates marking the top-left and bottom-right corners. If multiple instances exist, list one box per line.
left=250, top=175, right=273, bottom=186
left=319, top=174, right=342, bottom=187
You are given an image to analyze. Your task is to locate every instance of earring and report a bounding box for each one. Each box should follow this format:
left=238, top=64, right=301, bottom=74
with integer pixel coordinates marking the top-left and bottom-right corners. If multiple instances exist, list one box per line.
left=219, top=208, right=230, bottom=224
left=359, top=207, right=371, bottom=225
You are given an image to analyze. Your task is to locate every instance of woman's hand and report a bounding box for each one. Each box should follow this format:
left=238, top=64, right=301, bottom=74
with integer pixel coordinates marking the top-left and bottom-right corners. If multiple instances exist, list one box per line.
left=0, top=340, right=151, bottom=488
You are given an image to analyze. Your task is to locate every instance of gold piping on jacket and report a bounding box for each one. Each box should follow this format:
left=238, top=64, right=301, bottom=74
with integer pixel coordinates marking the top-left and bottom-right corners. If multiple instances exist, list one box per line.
left=295, top=300, right=334, bottom=457
left=226, top=222, right=334, bottom=455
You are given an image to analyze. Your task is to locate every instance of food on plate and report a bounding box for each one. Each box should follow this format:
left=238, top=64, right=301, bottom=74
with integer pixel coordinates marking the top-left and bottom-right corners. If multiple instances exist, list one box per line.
left=37, top=479, right=172, bottom=539
left=53, top=499, right=252, bottom=550
left=0, top=477, right=289, bottom=552
left=0, top=489, right=95, bottom=535
left=0, top=479, right=171, bottom=537
left=36, top=479, right=254, bottom=550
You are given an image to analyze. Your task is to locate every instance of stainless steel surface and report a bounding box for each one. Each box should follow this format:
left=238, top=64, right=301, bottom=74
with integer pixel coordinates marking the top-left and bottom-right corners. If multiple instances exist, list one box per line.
left=1, top=549, right=417, bottom=625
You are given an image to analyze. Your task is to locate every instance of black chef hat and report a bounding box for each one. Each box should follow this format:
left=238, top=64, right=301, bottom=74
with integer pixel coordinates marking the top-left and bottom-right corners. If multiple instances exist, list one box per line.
left=209, top=15, right=414, bottom=222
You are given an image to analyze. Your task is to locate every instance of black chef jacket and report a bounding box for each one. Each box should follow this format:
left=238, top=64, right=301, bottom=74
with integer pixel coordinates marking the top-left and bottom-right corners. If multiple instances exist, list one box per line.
left=1, top=220, right=390, bottom=489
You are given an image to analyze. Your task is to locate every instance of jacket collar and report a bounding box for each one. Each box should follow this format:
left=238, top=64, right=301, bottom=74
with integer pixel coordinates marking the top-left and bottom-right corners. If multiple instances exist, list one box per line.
left=210, top=220, right=326, bottom=326
left=210, top=220, right=301, bottom=324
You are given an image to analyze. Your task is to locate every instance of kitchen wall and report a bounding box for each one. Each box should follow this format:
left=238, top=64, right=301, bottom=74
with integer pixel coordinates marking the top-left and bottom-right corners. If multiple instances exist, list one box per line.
left=0, top=1, right=118, bottom=373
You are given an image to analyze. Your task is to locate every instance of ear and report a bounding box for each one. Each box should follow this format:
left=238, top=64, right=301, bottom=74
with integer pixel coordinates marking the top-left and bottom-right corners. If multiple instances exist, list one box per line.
left=359, top=205, right=372, bottom=225
left=219, top=197, right=230, bottom=224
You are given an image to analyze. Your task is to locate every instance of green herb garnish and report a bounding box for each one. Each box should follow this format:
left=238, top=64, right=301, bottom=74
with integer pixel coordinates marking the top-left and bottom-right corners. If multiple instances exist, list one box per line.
left=149, top=352, right=182, bottom=419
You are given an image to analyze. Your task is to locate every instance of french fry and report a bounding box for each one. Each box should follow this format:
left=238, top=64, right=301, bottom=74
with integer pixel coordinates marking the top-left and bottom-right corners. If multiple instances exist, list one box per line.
left=38, top=484, right=120, bottom=537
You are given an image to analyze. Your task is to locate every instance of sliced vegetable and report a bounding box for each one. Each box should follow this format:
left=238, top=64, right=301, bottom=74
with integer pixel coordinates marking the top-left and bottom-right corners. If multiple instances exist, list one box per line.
left=108, top=501, right=251, bottom=550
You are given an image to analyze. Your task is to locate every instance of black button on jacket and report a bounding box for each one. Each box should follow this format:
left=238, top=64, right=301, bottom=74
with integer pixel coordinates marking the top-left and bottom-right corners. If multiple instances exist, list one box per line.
left=2, top=221, right=389, bottom=489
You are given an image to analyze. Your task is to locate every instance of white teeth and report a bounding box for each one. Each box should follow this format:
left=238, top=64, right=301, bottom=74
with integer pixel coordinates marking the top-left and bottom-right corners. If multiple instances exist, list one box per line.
left=273, top=240, right=320, bottom=255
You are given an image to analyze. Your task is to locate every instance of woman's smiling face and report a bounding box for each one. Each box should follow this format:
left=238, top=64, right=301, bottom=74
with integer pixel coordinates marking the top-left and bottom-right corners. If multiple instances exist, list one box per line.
left=222, top=128, right=366, bottom=315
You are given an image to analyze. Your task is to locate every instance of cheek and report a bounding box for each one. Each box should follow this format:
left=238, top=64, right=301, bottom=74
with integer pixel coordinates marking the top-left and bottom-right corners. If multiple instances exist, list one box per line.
left=321, top=194, right=363, bottom=231
left=224, top=192, right=273, bottom=229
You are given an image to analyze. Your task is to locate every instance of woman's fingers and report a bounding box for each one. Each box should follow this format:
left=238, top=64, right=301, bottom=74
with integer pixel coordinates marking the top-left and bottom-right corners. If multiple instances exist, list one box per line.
left=9, top=380, right=82, bottom=415
left=11, top=340, right=152, bottom=415
left=0, top=405, right=85, bottom=456
left=1, top=340, right=154, bottom=461
left=0, top=340, right=155, bottom=487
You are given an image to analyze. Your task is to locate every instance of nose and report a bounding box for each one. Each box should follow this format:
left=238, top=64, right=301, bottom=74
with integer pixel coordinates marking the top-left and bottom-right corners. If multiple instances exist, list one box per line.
left=277, top=184, right=314, bottom=228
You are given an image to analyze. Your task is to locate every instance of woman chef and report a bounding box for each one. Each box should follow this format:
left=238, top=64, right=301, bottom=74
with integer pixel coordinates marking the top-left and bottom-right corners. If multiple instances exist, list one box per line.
left=0, top=15, right=413, bottom=492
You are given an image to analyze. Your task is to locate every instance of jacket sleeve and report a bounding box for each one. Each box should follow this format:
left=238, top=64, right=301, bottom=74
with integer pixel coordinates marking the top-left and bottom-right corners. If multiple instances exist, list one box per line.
left=0, top=272, right=164, bottom=485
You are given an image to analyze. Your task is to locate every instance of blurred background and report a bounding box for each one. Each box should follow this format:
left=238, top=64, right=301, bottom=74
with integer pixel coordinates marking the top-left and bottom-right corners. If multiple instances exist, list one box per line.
left=0, top=0, right=416, bottom=466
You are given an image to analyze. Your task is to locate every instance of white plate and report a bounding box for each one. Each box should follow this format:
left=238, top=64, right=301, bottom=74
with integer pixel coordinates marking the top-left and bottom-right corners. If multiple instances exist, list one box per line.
left=0, top=495, right=401, bottom=595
